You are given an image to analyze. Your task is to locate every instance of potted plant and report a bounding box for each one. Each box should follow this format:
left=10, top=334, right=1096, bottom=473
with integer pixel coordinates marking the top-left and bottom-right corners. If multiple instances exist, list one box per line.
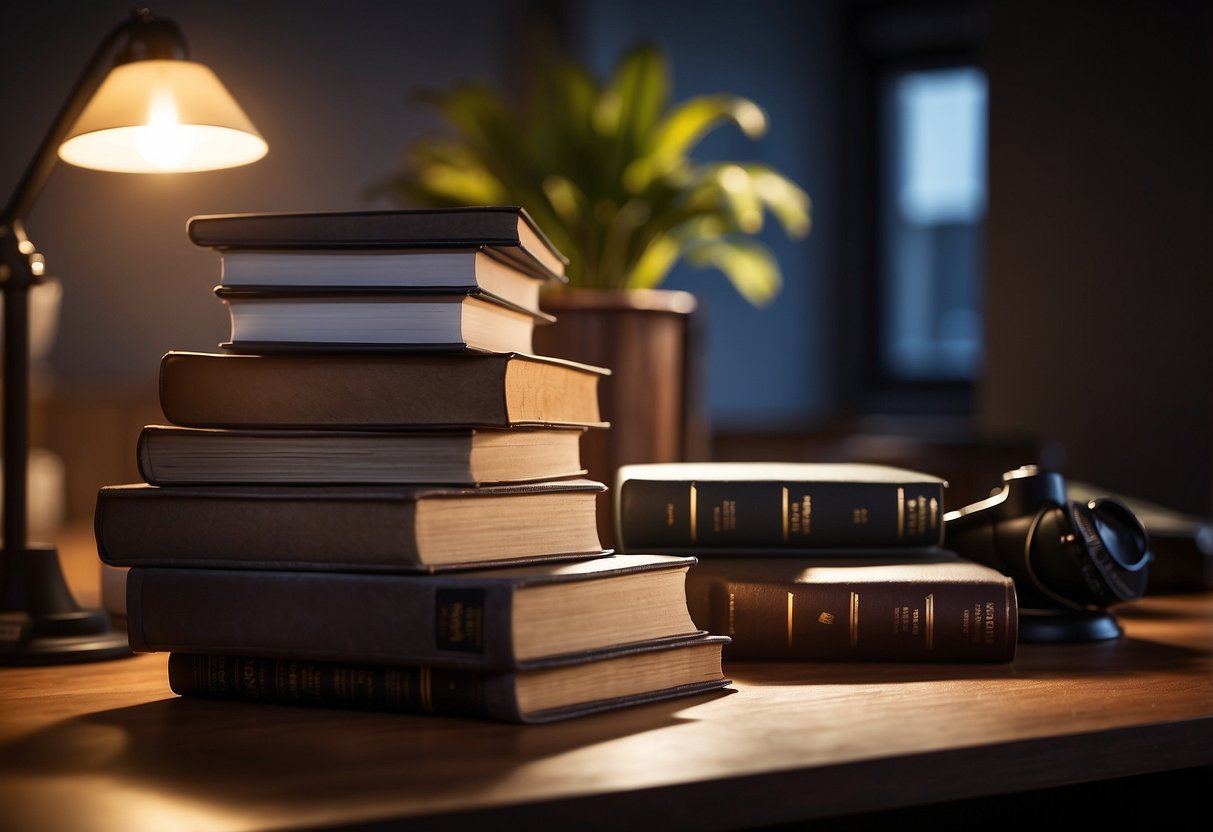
left=370, top=42, right=811, bottom=542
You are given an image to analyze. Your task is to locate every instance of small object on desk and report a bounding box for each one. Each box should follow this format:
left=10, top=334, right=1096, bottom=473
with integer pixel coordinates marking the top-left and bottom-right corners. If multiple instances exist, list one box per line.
left=95, top=479, right=608, bottom=573
left=165, top=632, right=731, bottom=724
left=945, top=466, right=1152, bottom=643
left=685, top=554, right=1017, bottom=662
left=615, top=461, right=947, bottom=554
left=157, top=350, right=609, bottom=430
left=124, top=553, right=704, bottom=670
left=1067, top=480, right=1213, bottom=593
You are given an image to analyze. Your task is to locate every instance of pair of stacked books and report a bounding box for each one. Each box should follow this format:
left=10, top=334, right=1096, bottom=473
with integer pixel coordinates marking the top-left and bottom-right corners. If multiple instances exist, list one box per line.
left=615, top=462, right=1020, bottom=662
left=94, top=206, right=730, bottom=722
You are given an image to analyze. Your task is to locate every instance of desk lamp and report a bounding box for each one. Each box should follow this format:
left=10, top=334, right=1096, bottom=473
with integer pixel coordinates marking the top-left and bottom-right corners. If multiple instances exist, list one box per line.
left=0, top=6, right=266, bottom=664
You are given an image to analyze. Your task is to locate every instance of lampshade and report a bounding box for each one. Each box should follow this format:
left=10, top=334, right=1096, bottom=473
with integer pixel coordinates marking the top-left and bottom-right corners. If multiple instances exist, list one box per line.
left=57, top=59, right=267, bottom=173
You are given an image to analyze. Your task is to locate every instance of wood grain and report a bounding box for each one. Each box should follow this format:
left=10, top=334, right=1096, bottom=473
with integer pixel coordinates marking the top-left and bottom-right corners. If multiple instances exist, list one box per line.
left=1, top=527, right=1209, bottom=831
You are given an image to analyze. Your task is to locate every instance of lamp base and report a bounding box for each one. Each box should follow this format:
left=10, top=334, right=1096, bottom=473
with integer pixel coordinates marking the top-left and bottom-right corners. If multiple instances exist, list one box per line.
left=0, top=545, right=131, bottom=665
left=1018, top=607, right=1124, bottom=644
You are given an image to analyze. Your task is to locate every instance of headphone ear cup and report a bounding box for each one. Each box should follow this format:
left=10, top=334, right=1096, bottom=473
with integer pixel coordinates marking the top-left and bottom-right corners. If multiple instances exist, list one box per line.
left=1026, top=501, right=1151, bottom=609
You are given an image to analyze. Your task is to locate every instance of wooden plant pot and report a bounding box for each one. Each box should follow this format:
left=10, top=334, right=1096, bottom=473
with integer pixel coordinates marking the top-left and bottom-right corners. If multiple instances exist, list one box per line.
left=533, top=289, right=709, bottom=548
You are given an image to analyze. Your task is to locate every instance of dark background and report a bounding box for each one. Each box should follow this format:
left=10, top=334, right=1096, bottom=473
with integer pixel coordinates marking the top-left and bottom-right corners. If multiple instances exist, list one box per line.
left=1, top=0, right=1209, bottom=522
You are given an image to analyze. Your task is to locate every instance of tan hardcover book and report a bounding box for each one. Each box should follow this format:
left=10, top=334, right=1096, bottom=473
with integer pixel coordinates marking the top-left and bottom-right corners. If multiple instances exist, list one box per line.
left=95, top=479, right=608, bottom=573
left=158, top=350, right=608, bottom=429
left=136, top=425, right=587, bottom=486
left=216, top=289, right=552, bottom=354
left=685, top=555, right=1017, bottom=662
left=125, top=553, right=705, bottom=669
left=217, top=247, right=554, bottom=313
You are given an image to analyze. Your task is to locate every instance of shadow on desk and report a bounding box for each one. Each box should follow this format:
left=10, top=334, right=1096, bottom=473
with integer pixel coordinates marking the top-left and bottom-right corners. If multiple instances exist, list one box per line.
left=728, top=634, right=1210, bottom=687
left=0, top=687, right=733, bottom=820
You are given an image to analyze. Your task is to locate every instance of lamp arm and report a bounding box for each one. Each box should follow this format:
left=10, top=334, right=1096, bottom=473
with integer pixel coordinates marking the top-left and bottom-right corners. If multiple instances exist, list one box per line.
left=1, top=6, right=186, bottom=228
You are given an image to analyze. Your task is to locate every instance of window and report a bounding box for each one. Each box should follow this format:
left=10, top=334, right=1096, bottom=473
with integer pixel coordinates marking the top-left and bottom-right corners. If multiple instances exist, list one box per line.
left=880, top=65, right=987, bottom=382
left=841, top=0, right=988, bottom=415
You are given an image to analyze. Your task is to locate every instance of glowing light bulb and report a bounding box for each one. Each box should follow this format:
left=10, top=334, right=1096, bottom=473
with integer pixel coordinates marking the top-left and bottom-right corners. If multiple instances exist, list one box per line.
left=134, top=91, right=196, bottom=170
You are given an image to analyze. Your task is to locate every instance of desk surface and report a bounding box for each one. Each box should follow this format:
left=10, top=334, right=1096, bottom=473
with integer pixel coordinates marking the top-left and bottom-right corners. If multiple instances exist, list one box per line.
left=2, top=526, right=1211, bottom=831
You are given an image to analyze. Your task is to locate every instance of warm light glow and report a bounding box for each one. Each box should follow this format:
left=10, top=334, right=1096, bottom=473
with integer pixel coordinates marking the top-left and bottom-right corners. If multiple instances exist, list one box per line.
left=133, top=90, right=196, bottom=170
left=58, top=60, right=267, bottom=173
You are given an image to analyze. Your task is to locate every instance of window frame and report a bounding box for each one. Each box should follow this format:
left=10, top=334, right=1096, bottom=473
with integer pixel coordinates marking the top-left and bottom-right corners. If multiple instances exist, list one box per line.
left=838, top=0, right=988, bottom=417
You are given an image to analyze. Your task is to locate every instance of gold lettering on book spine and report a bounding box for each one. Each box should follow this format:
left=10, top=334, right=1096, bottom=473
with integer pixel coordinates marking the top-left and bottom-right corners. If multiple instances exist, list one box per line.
left=787, top=591, right=795, bottom=647
left=930, top=497, right=939, bottom=530
left=690, top=483, right=698, bottom=543
left=850, top=592, right=859, bottom=646
left=897, top=487, right=905, bottom=540
left=420, top=667, right=433, bottom=713
left=781, top=487, right=789, bottom=543
left=925, top=594, right=935, bottom=649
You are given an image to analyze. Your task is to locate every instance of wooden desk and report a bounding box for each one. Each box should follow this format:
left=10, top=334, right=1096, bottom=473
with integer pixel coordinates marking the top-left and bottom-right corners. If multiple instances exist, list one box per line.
left=2, top=526, right=1211, bottom=831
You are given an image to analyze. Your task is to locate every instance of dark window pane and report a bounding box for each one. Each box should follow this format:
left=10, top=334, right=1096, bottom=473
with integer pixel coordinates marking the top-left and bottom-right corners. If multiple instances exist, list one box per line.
left=879, top=66, right=987, bottom=382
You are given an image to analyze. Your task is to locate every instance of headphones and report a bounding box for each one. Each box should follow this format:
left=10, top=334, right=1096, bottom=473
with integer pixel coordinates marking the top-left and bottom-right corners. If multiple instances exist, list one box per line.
left=944, top=465, right=1152, bottom=637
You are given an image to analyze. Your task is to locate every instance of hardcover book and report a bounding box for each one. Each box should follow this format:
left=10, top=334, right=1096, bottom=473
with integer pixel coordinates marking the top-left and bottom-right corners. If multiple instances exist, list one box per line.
left=216, top=288, right=552, bottom=354
left=616, top=462, right=948, bottom=554
left=216, top=246, right=559, bottom=312
left=166, top=634, right=731, bottom=724
left=125, top=553, right=704, bottom=670
left=685, top=555, right=1017, bottom=662
left=95, top=479, right=608, bottom=573
left=158, top=350, right=608, bottom=430
left=136, top=425, right=587, bottom=486
left=187, top=206, right=568, bottom=279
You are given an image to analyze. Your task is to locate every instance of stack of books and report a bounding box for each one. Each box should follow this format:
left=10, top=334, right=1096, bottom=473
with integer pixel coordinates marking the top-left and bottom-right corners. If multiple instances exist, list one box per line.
left=95, top=206, right=730, bottom=723
left=615, top=462, right=1020, bottom=662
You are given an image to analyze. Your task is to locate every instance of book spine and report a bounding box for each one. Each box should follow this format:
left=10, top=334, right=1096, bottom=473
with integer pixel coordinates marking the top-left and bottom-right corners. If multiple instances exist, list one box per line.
left=618, top=478, right=944, bottom=550
left=126, top=567, right=520, bottom=669
left=167, top=654, right=522, bottom=722
left=704, top=575, right=1017, bottom=662
left=95, top=488, right=423, bottom=569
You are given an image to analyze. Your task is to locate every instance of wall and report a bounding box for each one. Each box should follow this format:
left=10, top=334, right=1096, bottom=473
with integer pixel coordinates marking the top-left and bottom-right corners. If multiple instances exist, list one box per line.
left=1, top=0, right=519, bottom=389
left=980, top=0, right=1213, bottom=515
left=1, top=0, right=522, bottom=519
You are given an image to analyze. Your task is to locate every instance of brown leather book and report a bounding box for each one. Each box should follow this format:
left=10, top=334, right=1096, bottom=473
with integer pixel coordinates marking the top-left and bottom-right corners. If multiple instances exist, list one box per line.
left=685, top=555, right=1018, bottom=662
left=125, top=553, right=704, bottom=670
left=136, top=425, right=587, bottom=486
left=158, top=350, right=609, bottom=429
left=166, top=634, right=731, bottom=724
left=95, top=479, right=608, bottom=573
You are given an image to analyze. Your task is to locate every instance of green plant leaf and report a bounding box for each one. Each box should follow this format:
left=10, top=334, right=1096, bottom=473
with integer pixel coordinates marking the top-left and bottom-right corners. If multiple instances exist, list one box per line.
left=626, top=233, right=682, bottom=290
left=610, top=43, right=669, bottom=154
left=684, top=236, right=783, bottom=306
left=624, top=95, right=767, bottom=192
left=375, top=40, right=811, bottom=304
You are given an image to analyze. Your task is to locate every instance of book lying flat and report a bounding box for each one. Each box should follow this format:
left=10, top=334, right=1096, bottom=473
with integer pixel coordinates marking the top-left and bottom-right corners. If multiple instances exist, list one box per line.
left=685, top=555, right=1017, bottom=662
left=158, top=351, right=608, bottom=430
left=136, top=425, right=587, bottom=486
left=167, top=634, right=731, bottom=724
left=216, top=246, right=557, bottom=313
left=125, top=553, right=703, bottom=670
left=95, top=480, right=608, bottom=573
left=615, top=462, right=948, bottom=554
left=187, top=206, right=568, bottom=279
left=216, top=289, right=552, bottom=354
